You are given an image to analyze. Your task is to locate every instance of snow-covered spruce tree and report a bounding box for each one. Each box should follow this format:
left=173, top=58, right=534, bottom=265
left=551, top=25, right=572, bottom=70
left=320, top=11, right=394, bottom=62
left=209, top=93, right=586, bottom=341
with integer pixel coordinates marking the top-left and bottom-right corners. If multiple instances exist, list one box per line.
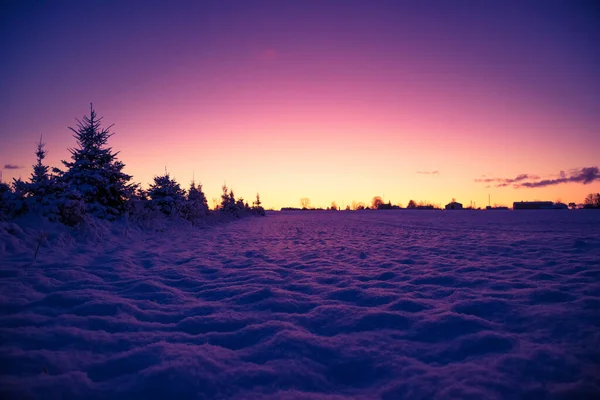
left=236, top=197, right=249, bottom=216
left=148, top=173, right=186, bottom=216
left=22, top=136, right=63, bottom=217
left=184, top=180, right=209, bottom=221
left=124, top=185, right=149, bottom=218
left=9, top=178, right=28, bottom=216
left=220, top=184, right=240, bottom=217
left=56, top=188, right=86, bottom=226
left=29, top=136, right=50, bottom=196
left=252, top=193, right=265, bottom=216
left=57, top=105, right=134, bottom=219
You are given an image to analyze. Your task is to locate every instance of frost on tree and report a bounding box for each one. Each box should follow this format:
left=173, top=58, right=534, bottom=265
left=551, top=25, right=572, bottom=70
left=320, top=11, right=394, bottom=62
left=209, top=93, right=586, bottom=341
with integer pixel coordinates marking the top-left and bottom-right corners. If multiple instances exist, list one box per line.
left=148, top=173, right=186, bottom=216
left=57, top=105, right=134, bottom=219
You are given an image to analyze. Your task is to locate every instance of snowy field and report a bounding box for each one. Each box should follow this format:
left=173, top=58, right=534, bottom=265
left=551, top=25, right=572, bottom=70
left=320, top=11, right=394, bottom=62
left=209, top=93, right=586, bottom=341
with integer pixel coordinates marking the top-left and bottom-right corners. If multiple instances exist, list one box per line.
left=1, top=210, right=600, bottom=399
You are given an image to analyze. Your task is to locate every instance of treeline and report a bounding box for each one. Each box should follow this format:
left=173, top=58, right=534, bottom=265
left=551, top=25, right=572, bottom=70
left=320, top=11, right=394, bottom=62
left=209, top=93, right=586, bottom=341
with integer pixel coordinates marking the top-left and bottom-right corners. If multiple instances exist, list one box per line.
left=0, top=105, right=265, bottom=225
left=284, top=197, right=439, bottom=211
left=288, top=194, right=600, bottom=211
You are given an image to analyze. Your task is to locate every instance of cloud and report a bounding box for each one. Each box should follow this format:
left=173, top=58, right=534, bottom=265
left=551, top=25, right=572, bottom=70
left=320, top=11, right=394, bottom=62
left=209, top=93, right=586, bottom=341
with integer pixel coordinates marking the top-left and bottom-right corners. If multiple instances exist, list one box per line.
left=518, top=166, right=600, bottom=188
left=474, top=173, right=538, bottom=187
left=474, top=167, right=600, bottom=189
left=416, top=170, right=439, bottom=175
left=3, top=164, right=24, bottom=170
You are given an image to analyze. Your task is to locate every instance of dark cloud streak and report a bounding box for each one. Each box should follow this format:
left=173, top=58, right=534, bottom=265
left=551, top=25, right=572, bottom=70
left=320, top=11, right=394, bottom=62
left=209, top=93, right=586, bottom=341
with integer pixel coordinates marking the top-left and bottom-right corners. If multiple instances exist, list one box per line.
left=475, top=167, right=600, bottom=189
left=3, top=164, right=24, bottom=170
left=474, top=173, right=538, bottom=187
left=518, top=167, right=600, bottom=188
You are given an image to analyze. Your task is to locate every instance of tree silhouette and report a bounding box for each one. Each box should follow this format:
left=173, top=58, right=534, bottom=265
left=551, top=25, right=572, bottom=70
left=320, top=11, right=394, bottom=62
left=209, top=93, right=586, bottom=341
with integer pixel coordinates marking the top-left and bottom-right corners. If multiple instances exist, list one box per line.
left=372, top=196, right=384, bottom=209
left=186, top=180, right=208, bottom=219
left=252, top=193, right=265, bottom=216
left=300, top=197, right=311, bottom=209
left=221, top=185, right=230, bottom=209
left=148, top=173, right=186, bottom=215
left=407, top=200, right=417, bottom=208
left=584, top=193, right=600, bottom=208
left=220, top=184, right=240, bottom=216
left=57, top=104, right=134, bottom=218
left=0, top=182, right=13, bottom=220
left=29, top=135, right=50, bottom=196
left=253, top=193, right=262, bottom=208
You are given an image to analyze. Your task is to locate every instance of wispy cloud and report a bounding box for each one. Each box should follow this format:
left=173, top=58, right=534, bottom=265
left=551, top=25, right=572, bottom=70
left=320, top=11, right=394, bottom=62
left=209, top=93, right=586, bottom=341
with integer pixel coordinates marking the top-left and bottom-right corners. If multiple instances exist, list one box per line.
left=3, top=164, right=24, bottom=170
left=416, top=170, right=439, bottom=175
left=518, top=167, right=600, bottom=188
left=475, top=166, right=600, bottom=189
left=474, top=173, right=538, bottom=187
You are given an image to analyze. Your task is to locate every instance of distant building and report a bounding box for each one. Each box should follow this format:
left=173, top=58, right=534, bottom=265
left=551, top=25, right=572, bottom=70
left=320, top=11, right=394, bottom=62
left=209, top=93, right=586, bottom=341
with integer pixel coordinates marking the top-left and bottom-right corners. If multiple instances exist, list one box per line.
left=445, top=201, right=463, bottom=210
left=553, top=203, right=568, bottom=209
left=513, top=201, right=554, bottom=210
left=416, top=205, right=435, bottom=210
left=486, top=206, right=509, bottom=210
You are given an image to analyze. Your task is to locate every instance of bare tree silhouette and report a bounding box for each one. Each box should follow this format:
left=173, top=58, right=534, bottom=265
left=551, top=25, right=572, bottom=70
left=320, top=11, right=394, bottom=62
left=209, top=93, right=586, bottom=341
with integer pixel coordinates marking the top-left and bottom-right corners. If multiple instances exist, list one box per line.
left=371, top=196, right=383, bottom=209
left=300, top=197, right=311, bottom=210
left=584, top=193, right=600, bottom=208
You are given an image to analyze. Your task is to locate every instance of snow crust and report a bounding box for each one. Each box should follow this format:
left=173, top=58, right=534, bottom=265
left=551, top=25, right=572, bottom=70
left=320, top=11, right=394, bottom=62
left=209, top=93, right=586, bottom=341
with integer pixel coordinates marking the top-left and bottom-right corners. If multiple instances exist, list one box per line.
left=1, top=210, right=600, bottom=399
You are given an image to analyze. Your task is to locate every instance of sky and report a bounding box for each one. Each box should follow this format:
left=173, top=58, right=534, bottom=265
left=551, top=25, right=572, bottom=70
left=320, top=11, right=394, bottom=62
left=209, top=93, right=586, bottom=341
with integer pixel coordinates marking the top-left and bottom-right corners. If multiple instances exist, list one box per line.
left=1, top=0, right=599, bottom=209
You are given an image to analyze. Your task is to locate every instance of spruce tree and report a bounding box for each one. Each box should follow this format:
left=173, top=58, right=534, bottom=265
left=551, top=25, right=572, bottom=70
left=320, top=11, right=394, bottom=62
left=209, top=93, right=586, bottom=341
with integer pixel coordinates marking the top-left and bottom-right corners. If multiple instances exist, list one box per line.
left=220, top=184, right=239, bottom=216
left=252, top=193, right=265, bottom=215
left=58, top=105, right=134, bottom=218
left=186, top=180, right=209, bottom=220
left=148, top=173, right=186, bottom=216
left=253, top=193, right=262, bottom=208
left=20, top=136, right=65, bottom=218
left=0, top=182, right=14, bottom=220
left=220, top=184, right=230, bottom=210
left=28, top=135, right=51, bottom=198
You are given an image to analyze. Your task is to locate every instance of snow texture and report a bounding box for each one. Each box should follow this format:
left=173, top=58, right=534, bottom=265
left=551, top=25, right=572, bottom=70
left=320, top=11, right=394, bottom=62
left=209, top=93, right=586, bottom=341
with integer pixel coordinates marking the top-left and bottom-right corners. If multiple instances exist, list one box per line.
left=1, top=210, right=600, bottom=399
